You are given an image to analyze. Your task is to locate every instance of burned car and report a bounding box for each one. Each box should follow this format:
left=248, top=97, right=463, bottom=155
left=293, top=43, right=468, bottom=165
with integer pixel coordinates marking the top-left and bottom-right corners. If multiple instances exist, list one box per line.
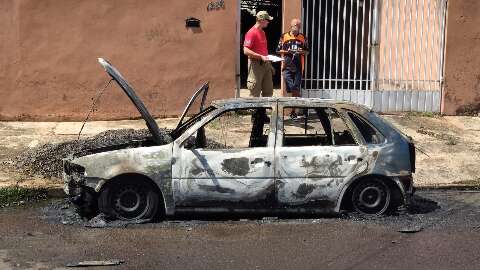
left=63, top=58, right=415, bottom=221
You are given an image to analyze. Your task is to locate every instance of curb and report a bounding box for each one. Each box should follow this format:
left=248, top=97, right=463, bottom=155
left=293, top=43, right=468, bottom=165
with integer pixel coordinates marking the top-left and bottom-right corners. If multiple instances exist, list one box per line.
left=415, top=184, right=480, bottom=191
left=46, top=187, right=66, bottom=198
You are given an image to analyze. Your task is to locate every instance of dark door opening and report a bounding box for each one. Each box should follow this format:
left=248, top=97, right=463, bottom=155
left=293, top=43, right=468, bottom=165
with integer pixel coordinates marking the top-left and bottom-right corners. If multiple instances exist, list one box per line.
left=240, top=0, right=283, bottom=89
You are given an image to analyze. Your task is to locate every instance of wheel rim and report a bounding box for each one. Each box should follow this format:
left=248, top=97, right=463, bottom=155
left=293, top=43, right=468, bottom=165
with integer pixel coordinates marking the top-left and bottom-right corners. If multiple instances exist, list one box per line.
left=112, top=184, right=150, bottom=220
left=352, top=179, right=391, bottom=215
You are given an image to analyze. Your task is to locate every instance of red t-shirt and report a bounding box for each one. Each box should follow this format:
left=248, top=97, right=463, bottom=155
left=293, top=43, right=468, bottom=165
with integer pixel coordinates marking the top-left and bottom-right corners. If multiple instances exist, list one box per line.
left=243, top=27, right=268, bottom=56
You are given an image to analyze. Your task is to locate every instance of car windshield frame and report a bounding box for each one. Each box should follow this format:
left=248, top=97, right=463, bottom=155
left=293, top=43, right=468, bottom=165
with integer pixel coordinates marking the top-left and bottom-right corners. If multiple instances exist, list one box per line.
left=174, top=82, right=210, bottom=132
left=171, top=105, right=216, bottom=139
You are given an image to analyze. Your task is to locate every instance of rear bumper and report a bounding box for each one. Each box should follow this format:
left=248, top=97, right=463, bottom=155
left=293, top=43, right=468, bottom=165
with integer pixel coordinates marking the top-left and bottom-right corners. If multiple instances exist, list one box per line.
left=396, top=175, right=415, bottom=206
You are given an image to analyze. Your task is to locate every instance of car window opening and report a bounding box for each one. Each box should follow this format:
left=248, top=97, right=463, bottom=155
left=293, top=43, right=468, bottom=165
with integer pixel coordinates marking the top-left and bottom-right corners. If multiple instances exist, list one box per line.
left=347, top=111, right=385, bottom=144
left=185, top=107, right=272, bottom=150
left=283, top=107, right=356, bottom=147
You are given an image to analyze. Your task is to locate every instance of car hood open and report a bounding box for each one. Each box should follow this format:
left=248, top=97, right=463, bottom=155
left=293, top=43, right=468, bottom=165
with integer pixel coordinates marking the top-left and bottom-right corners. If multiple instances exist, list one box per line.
left=98, top=58, right=165, bottom=144
left=98, top=58, right=210, bottom=142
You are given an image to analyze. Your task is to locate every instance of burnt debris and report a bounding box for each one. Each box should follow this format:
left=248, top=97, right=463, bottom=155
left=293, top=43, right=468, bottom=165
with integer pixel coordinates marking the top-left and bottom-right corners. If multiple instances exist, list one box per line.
left=14, top=129, right=171, bottom=179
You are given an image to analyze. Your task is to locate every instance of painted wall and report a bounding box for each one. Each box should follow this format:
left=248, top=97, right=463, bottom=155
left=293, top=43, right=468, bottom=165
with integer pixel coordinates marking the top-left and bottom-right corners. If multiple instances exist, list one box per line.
left=442, top=0, right=480, bottom=115
left=0, top=0, right=237, bottom=120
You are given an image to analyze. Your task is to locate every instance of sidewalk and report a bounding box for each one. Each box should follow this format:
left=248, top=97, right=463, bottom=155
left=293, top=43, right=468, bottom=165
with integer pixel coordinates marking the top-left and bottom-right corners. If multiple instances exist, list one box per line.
left=1, top=114, right=479, bottom=189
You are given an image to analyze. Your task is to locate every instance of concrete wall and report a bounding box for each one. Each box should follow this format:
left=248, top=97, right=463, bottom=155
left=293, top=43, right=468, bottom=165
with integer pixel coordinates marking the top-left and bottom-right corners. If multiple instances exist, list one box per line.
left=442, top=0, right=480, bottom=115
left=0, top=0, right=237, bottom=121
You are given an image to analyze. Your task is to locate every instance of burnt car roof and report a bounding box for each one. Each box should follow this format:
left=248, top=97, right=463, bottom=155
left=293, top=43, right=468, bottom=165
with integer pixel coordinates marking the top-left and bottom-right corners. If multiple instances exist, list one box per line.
left=212, top=97, right=373, bottom=113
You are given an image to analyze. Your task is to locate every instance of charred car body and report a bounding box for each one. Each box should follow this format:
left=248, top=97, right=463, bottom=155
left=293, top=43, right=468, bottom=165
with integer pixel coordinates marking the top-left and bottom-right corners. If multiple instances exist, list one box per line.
left=63, top=58, right=415, bottom=221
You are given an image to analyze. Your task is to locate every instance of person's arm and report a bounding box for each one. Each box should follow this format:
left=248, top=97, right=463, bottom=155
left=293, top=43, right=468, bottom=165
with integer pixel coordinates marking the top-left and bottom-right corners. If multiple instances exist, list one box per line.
left=243, top=46, right=268, bottom=61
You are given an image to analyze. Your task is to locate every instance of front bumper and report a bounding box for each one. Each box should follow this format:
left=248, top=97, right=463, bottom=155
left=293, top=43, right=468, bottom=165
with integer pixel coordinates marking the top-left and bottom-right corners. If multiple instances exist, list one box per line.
left=63, top=160, right=99, bottom=216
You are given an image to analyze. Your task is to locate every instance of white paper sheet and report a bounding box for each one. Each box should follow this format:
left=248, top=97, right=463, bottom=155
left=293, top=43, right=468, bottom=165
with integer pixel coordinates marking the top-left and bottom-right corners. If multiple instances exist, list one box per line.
left=266, top=55, right=284, bottom=62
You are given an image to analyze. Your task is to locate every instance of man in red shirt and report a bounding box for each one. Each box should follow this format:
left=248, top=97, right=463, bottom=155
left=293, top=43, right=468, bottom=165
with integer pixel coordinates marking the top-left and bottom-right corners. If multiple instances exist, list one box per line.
left=243, top=11, right=274, bottom=97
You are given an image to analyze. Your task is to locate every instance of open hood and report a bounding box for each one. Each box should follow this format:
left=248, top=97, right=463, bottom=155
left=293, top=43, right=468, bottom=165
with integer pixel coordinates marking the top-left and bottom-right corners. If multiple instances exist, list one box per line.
left=98, top=58, right=210, bottom=143
left=98, top=58, right=164, bottom=144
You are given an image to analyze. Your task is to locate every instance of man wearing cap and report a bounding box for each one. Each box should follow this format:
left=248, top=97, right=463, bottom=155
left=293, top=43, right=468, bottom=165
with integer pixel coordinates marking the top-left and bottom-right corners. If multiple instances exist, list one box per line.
left=277, top=18, right=309, bottom=118
left=243, top=11, right=274, bottom=97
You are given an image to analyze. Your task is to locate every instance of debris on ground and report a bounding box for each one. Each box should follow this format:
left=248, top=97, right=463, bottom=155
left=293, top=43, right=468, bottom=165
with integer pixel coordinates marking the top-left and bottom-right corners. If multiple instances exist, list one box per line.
left=13, top=128, right=224, bottom=180
left=398, top=225, right=423, bottom=233
left=85, top=213, right=109, bottom=228
left=14, top=128, right=170, bottom=179
left=66, top=259, right=124, bottom=267
left=416, top=126, right=458, bottom=145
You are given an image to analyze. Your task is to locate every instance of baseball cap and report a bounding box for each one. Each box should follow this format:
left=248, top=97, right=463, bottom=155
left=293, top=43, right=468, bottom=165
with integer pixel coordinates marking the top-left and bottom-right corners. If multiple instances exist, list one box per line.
left=256, top=11, right=273, bottom=21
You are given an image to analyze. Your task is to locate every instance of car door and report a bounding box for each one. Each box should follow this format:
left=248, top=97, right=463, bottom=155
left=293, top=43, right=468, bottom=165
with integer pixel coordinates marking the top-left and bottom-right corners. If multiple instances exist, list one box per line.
left=172, top=105, right=276, bottom=208
left=274, top=104, right=367, bottom=208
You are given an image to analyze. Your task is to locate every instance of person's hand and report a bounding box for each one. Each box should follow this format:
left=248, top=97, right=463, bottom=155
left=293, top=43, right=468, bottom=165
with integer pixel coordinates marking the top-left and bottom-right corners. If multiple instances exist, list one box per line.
left=261, top=55, right=269, bottom=61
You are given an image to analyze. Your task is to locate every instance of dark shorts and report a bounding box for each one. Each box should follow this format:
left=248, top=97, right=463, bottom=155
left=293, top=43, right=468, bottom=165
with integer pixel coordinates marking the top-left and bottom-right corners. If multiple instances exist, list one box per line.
left=283, top=69, right=302, bottom=93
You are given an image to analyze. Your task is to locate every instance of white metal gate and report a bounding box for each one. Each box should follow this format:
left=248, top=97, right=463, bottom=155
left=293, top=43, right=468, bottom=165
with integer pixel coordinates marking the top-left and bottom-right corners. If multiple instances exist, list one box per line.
left=301, top=0, right=448, bottom=112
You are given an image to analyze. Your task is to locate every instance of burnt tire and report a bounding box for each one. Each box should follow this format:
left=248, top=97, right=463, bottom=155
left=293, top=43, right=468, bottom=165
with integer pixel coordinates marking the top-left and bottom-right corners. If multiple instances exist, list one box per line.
left=98, top=178, right=159, bottom=221
left=352, top=178, right=391, bottom=215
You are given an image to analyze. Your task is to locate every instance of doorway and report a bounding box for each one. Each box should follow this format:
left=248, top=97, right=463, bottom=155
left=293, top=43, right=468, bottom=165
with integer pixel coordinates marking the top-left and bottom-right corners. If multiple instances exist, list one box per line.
left=239, top=0, right=283, bottom=89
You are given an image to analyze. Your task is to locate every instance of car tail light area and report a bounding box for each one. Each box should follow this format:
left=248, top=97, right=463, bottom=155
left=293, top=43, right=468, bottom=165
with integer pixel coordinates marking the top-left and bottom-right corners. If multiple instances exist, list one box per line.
left=409, top=142, right=416, bottom=173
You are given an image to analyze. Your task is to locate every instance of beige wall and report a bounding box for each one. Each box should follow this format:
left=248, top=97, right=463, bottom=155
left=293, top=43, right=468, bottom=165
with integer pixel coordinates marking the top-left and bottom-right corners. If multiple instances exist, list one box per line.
left=442, top=0, right=480, bottom=115
left=0, top=0, right=237, bottom=121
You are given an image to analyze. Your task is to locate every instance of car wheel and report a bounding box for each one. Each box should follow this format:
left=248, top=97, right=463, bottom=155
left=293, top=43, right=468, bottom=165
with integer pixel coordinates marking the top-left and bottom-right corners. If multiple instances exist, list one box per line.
left=351, top=178, right=391, bottom=215
left=99, top=179, right=159, bottom=221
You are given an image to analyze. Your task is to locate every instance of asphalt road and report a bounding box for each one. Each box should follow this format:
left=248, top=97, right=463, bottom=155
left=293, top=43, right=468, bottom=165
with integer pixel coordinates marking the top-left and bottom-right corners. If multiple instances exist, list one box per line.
left=1, top=190, right=480, bottom=270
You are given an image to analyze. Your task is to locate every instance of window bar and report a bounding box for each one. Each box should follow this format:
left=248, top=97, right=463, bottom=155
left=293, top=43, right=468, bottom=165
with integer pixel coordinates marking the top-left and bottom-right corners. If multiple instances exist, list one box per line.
left=334, top=0, right=342, bottom=90
left=359, top=0, right=367, bottom=92
left=347, top=0, right=354, bottom=91
left=366, top=0, right=373, bottom=91
left=353, top=1, right=360, bottom=90
left=413, top=0, right=420, bottom=90
left=381, top=0, right=389, bottom=91
left=419, top=0, right=427, bottom=91
left=428, top=0, right=437, bottom=90
left=330, top=0, right=337, bottom=90
left=341, top=0, right=348, bottom=90
left=393, top=0, right=400, bottom=90
left=407, top=0, right=414, bottom=91
left=310, top=0, right=316, bottom=93
left=400, top=0, right=407, bottom=93
left=304, top=0, right=309, bottom=91
left=387, top=0, right=394, bottom=90
left=322, top=0, right=328, bottom=90
left=316, top=0, right=322, bottom=92
left=424, top=0, right=432, bottom=108
left=438, top=0, right=447, bottom=91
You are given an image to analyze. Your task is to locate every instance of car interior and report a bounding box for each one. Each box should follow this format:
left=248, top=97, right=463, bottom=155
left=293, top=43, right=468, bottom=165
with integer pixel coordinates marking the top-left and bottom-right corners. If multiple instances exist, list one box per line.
left=282, top=107, right=357, bottom=147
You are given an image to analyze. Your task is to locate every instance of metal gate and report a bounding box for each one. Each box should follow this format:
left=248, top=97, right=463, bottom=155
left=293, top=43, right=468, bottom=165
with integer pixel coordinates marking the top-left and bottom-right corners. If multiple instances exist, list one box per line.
left=301, top=0, right=448, bottom=112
